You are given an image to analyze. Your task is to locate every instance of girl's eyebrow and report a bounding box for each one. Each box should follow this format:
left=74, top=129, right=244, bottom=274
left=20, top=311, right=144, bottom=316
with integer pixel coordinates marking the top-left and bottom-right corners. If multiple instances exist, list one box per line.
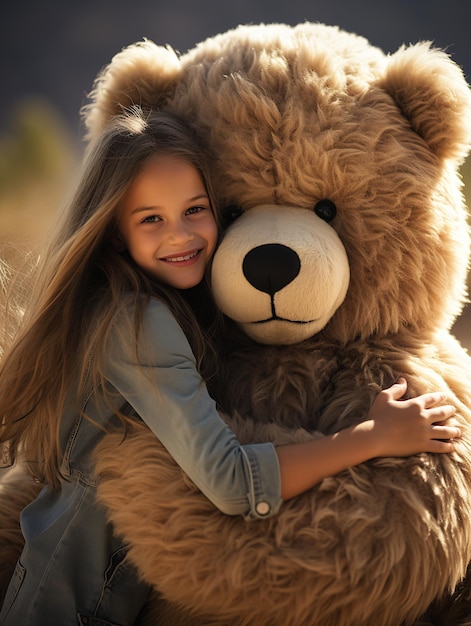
left=131, top=206, right=160, bottom=215
left=131, top=194, right=210, bottom=215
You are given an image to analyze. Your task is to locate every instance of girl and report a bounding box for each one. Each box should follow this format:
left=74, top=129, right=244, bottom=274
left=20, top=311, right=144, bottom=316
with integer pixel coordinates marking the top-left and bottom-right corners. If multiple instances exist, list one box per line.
left=0, top=107, right=459, bottom=625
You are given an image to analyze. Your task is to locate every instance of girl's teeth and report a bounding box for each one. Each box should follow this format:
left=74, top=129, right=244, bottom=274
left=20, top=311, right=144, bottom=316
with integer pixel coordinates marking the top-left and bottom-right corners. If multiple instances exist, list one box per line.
left=167, top=251, right=198, bottom=262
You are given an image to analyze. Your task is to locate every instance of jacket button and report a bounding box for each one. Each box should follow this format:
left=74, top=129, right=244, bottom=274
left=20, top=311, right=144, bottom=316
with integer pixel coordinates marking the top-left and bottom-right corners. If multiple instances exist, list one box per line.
left=255, top=501, right=270, bottom=516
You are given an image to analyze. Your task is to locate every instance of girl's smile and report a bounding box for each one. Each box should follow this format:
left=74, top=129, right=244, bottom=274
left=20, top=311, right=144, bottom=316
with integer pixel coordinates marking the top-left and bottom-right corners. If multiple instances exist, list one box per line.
left=160, top=248, right=203, bottom=265
left=117, top=155, right=218, bottom=289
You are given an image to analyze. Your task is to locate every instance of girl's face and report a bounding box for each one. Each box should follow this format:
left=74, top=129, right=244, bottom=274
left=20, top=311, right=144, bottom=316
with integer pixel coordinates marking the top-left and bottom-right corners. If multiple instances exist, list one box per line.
left=117, top=156, right=218, bottom=289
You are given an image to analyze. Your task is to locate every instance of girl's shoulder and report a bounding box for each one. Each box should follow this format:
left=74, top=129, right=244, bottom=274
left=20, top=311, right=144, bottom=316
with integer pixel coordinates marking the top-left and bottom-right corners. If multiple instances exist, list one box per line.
left=140, top=296, right=183, bottom=337
left=119, top=293, right=177, bottom=325
left=113, top=295, right=194, bottom=363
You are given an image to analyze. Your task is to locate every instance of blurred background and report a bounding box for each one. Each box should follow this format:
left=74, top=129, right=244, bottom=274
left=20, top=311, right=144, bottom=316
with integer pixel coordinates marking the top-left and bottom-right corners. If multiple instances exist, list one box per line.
left=0, top=0, right=470, bottom=347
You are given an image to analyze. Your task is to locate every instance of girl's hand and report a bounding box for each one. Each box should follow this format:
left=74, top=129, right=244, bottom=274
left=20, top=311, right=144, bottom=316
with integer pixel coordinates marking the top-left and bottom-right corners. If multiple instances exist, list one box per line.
left=365, top=377, right=460, bottom=458
left=276, top=377, right=460, bottom=500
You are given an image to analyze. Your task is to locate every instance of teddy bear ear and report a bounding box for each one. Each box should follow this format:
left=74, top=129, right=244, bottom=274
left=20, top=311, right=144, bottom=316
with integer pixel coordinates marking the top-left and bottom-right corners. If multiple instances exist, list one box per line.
left=378, top=42, right=471, bottom=163
left=81, top=39, right=182, bottom=141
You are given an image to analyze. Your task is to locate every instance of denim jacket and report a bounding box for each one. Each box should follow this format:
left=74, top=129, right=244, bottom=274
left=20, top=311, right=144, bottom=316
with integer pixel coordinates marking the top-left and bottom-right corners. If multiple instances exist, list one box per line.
left=0, top=298, right=282, bottom=625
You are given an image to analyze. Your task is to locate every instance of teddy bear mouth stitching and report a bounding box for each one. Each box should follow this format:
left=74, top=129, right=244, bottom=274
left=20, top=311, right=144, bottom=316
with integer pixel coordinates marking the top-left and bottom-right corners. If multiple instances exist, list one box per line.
left=251, top=301, right=317, bottom=326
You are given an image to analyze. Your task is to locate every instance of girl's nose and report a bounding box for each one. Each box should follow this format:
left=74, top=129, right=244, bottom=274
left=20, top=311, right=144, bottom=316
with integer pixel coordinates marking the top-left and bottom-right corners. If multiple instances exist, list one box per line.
left=167, top=221, right=194, bottom=243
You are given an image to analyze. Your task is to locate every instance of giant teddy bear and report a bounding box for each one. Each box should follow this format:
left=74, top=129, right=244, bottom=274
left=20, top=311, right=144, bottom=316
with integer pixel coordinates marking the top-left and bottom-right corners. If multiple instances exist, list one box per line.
left=2, top=22, right=471, bottom=626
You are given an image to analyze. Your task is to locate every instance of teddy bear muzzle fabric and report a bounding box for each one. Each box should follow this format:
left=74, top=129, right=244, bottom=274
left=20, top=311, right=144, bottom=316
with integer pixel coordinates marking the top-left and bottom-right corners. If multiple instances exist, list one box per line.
left=211, top=204, right=350, bottom=345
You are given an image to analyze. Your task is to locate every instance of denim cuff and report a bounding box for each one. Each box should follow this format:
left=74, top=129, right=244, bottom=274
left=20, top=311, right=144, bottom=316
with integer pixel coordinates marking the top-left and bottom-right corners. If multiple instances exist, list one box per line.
left=241, top=442, right=282, bottom=520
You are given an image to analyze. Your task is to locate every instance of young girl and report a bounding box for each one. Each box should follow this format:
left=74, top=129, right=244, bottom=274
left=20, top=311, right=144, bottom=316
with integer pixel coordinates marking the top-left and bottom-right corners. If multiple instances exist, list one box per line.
left=0, top=107, right=459, bottom=625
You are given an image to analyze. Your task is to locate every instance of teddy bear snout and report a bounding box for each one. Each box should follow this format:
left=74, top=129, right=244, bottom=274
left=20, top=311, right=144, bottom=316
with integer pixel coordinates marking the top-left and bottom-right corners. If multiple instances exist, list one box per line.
left=211, top=205, right=351, bottom=345
left=242, top=244, right=301, bottom=296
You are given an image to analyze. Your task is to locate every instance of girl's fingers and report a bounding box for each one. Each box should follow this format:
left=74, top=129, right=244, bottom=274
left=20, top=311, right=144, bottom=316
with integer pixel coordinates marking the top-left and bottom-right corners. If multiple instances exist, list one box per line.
left=426, top=404, right=456, bottom=422
left=430, top=425, right=461, bottom=440
left=419, top=392, right=448, bottom=408
left=385, top=378, right=408, bottom=400
left=427, top=439, right=457, bottom=454
left=434, top=417, right=460, bottom=428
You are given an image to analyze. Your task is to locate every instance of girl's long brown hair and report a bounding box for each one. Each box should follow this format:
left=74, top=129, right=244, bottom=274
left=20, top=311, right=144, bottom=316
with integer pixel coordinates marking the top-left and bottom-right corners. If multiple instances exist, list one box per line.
left=0, top=107, right=223, bottom=488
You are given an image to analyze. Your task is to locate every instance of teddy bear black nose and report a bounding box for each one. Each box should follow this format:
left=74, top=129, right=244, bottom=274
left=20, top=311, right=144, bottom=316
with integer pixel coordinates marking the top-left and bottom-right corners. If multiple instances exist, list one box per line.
left=242, top=244, right=301, bottom=295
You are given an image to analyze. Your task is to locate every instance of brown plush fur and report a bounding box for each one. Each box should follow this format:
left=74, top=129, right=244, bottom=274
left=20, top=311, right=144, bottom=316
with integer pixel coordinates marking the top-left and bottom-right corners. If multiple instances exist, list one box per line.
left=95, top=338, right=471, bottom=626
left=2, top=22, right=471, bottom=625
left=86, top=22, right=471, bottom=625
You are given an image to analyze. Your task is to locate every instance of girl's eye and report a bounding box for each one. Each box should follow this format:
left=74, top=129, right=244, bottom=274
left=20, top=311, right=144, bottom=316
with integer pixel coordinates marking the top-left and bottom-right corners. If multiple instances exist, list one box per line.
left=141, top=215, right=161, bottom=224
left=186, top=206, right=205, bottom=215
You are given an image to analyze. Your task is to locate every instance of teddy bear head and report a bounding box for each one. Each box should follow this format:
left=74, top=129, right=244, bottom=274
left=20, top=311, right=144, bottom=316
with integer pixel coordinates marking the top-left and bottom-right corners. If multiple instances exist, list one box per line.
left=84, top=22, right=471, bottom=345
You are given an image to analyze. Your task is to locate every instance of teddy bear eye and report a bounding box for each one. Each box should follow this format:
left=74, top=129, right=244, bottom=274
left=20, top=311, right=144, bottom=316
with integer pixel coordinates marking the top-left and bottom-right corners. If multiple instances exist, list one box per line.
left=221, top=205, right=244, bottom=229
left=314, top=199, right=337, bottom=222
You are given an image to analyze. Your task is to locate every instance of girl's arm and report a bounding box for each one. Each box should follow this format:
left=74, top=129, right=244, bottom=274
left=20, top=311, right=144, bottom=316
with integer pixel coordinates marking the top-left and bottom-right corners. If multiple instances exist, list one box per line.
left=108, top=301, right=459, bottom=518
left=276, top=378, right=459, bottom=500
